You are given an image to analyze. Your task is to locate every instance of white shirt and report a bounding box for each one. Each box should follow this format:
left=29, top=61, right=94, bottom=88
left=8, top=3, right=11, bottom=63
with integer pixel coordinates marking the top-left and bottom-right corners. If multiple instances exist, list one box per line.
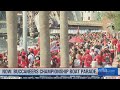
left=104, top=64, right=112, bottom=68
left=28, top=53, right=35, bottom=62
left=85, top=43, right=88, bottom=48
left=74, top=59, right=80, bottom=67
left=91, top=61, right=98, bottom=68
left=90, top=51, right=95, bottom=59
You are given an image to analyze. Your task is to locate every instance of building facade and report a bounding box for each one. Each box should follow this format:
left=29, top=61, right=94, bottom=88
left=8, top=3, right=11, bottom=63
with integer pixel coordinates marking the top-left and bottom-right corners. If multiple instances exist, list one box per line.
left=69, top=11, right=101, bottom=22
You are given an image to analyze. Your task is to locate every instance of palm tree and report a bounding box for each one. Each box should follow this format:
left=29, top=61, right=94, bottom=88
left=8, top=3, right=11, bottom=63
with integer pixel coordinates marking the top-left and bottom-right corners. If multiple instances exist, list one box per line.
left=39, top=11, right=51, bottom=68
left=60, top=11, right=69, bottom=68
left=6, top=11, right=18, bottom=68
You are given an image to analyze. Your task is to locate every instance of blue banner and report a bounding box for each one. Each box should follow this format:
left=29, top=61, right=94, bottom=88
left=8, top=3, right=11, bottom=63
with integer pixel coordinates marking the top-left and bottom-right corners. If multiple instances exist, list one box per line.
left=98, top=68, right=118, bottom=76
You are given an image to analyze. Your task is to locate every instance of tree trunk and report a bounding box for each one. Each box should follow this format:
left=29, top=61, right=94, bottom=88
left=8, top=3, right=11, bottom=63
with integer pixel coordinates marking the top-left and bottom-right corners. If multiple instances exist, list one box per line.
left=6, top=11, right=18, bottom=68
left=60, top=11, right=69, bottom=68
left=23, top=11, right=28, bottom=52
left=39, top=11, right=51, bottom=68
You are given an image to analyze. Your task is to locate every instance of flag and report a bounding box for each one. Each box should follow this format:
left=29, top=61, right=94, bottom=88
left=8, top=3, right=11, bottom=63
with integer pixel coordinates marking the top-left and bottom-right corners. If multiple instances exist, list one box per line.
left=50, top=44, right=60, bottom=52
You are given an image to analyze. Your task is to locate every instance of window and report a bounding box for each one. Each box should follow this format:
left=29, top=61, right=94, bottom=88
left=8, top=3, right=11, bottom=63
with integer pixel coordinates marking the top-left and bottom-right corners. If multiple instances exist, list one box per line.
left=88, top=17, right=90, bottom=20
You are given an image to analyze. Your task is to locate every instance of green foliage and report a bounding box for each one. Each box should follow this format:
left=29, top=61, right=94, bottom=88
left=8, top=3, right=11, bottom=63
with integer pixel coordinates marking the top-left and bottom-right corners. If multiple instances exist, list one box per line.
left=104, top=11, right=120, bottom=31
left=114, top=12, right=120, bottom=31
left=96, top=12, right=102, bottom=21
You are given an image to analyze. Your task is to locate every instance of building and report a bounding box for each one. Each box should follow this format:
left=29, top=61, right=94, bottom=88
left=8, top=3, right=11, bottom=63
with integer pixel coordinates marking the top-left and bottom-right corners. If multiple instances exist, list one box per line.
left=0, top=11, right=103, bottom=37
left=49, top=11, right=103, bottom=34
left=69, top=11, right=102, bottom=22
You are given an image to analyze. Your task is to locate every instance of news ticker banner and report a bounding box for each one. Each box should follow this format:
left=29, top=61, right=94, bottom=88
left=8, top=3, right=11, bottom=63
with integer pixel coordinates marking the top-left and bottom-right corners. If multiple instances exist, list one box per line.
left=0, top=68, right=119, bottom=76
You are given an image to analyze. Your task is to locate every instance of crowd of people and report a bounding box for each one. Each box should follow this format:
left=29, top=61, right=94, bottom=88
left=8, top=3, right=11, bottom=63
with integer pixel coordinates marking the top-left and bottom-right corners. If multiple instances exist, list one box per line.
left=0, top=31, right=120, bottom=68
left=68, top=32, right=120, bottom=68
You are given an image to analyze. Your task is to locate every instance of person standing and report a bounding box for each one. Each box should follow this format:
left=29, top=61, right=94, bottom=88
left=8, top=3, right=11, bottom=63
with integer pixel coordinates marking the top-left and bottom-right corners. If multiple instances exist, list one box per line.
left=28, top=50, right=35, bottom=68
left=116, top=54, right=120, bottom=68
left=84, top=50, right=92, bottom=68
left=33, top=47, right=39, bottom=56
left=117, top=40, right=120, bottom=54
left=20, top=56, right=28, bottom=68
left=104, top=61, right=112, bottom=68
left=90, top=47, right=95, bottom=60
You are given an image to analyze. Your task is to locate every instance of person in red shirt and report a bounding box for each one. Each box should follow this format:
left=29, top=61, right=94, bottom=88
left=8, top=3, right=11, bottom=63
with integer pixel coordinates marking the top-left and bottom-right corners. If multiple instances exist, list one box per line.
left=20, top=56, right=28, bottom=68
left=112, top=37, right=118, bottom=46
left=0, top=53, right=3, bottom=59
left=33, top=56, right=40, bottom=68
left=51, top=52, right=60, bottom=68
left=117, top=40, right=120, bottom=54
left=36, top=44, right=40, bottom=51
left=94, top=51, right=104, bottom=65
left=84, top=50, right=92, bottom=68
left=103, top=51, right=112, bottom=65
left=17, top=51, right=21, bottom=56
left=21, top=49, right=27, bottom=56
left=2, top=52, right=7, bottom=63
left=33, top=47, right=38, bottom=56
left=54, top=53, right=60, bottom=67
left=25, top=55, right=29, bottom=67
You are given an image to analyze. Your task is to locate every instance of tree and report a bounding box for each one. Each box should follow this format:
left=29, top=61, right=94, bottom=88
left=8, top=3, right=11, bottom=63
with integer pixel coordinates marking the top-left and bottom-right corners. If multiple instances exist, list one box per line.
left=104, top=11, right=120, bottom=31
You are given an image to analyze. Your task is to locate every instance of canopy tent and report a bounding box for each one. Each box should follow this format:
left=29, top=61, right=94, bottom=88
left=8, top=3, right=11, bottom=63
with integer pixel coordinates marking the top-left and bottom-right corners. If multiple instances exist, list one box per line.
left=69, top=36, right=84, bottom=43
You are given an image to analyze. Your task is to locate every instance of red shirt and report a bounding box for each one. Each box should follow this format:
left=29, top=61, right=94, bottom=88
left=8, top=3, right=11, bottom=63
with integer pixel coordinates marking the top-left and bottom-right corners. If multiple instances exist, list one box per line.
left=54, top=55, right=60, bottom=64
left=20, top=60, right=27, bottom=68
left=81, top=55, right=86, bottom=62
left=110, top=49, right=114, bottom=53
left=84, top=54, right=92, bottom=68
left=104, top=39, right=107, bottom=46
left=18, top=56, right=21, bottom=65
left=94, top=55, right=102, bottom=65
left=22, top=51, right=27, bottom=56
left=0, top=54, right=3, bottom=59
left=18, top=56, right=29, bottom=67
left=103, top=53, right=112, bottom=63
left=33, top=49, right=38, bottom=56
left=117, top=42, right=120, bottom=53
left=25, top=56, right=29, bottom=66
left=35, top=60, right=40, bottom=65
left=112, top=39, right=118, bottom=45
